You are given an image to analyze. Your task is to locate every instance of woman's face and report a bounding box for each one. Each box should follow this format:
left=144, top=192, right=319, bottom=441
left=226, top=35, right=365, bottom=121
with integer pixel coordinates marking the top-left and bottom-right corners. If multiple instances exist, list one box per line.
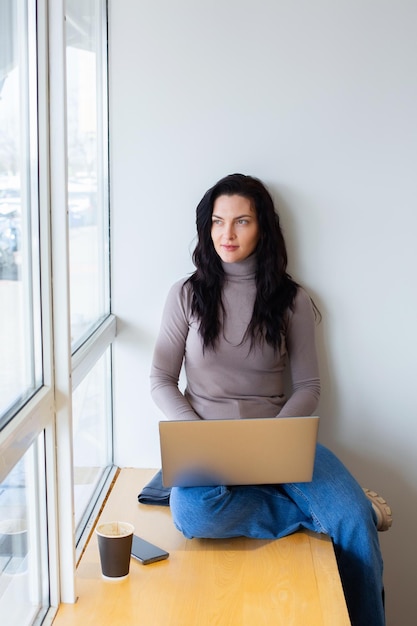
left=211, top=194, right=260, bottom=263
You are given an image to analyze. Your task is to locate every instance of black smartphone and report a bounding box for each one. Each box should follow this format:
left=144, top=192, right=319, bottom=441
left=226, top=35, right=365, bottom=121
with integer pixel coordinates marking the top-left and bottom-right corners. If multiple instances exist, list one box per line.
left=131, top=535, right=169, bottom=565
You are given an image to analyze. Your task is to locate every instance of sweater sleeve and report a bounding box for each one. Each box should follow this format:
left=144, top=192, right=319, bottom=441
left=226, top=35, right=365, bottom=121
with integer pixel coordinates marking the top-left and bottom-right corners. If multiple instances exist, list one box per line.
left=150, top=280, right=200, bottom=421
left=277, top=288, right=321, bottom=417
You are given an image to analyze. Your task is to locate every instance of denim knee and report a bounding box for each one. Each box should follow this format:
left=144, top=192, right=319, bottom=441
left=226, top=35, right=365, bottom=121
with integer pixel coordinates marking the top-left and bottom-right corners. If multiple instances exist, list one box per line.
left=170, top=486, right=229, bottom=538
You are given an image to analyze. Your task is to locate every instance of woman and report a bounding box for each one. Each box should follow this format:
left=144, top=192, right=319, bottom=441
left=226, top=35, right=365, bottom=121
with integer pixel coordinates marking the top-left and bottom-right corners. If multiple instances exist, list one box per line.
left=150, top=173, right=387, bottom=626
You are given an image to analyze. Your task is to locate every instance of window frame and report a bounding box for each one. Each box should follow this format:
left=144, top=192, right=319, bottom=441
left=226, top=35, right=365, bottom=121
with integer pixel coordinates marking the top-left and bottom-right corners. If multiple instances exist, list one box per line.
left=0, top=0, right=59, bottom=619
left=50, top=0, right=116, bottom=602
left=0, top=0, right=116, bottom=619
left=0, top=0, right=44, bottom=431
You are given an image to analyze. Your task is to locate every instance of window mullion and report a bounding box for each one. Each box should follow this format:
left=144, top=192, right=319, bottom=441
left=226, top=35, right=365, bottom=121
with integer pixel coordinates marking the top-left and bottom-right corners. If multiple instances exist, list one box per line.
left=48, top=0, right=77, bottom=604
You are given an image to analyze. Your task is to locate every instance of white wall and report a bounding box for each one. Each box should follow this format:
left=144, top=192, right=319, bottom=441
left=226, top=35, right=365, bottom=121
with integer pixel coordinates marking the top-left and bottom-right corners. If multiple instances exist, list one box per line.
left=109, top=2, right=417, bottom=624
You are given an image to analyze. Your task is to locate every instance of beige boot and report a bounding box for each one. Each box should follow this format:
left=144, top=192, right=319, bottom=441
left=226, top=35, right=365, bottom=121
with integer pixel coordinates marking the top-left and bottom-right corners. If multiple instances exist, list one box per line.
left=363, top=488, right=393, bottom=531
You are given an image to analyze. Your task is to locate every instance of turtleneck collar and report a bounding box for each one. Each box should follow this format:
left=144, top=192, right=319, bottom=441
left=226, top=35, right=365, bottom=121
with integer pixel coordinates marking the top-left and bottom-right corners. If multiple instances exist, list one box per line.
left=221, top=253, right=257, bottom=280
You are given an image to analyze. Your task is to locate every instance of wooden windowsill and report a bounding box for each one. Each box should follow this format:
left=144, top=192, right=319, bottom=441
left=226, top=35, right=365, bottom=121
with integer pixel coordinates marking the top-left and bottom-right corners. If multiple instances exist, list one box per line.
left=52, top=468, right=350, bottom=626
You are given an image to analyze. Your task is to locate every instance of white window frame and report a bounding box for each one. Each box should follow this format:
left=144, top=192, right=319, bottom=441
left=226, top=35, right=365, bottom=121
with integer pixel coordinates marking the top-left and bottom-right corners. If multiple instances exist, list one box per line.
left=49, top=0, right=116, bottom=603
left=0, top=0, right=116, bottom=619
left=0, top=0, right=59, bottom=620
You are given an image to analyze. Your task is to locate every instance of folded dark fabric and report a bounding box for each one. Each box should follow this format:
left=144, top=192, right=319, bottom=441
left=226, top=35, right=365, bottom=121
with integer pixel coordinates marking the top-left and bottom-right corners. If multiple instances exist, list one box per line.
left=138, top=469, right=171, bottom=506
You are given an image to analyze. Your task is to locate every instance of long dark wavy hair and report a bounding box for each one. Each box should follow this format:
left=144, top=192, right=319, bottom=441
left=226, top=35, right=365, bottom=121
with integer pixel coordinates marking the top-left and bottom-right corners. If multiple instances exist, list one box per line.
left=186, top=173, right=308, bottom=350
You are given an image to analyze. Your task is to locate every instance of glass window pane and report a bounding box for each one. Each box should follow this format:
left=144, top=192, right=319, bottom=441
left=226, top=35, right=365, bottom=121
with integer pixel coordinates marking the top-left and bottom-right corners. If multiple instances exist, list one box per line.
left=0, top=0, right=42, bottom=429
left=66, top=0, right=110, bottom=350
left=72, top=347, right=112, bottom=533
left=0, top=439, right=49, bottom=625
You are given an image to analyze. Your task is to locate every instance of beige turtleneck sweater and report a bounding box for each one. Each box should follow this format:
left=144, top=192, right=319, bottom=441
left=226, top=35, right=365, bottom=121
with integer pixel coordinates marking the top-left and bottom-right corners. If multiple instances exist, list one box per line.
left=150, top=255, right=320, bottom=421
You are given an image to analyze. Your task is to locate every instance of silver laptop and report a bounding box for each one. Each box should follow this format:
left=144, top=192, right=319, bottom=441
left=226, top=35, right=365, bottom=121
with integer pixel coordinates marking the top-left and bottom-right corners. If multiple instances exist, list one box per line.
left=159, top=416, right=319, bottom=487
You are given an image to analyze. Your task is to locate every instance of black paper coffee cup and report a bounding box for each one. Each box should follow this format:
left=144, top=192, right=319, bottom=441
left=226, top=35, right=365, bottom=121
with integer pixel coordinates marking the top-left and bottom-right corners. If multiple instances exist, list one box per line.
left=96, top=521, right=134, bottom=580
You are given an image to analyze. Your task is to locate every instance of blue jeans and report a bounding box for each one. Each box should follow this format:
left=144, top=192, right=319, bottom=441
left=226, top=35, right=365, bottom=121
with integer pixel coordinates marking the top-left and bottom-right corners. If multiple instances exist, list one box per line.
left=170, top=443, right=385, bottom=626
